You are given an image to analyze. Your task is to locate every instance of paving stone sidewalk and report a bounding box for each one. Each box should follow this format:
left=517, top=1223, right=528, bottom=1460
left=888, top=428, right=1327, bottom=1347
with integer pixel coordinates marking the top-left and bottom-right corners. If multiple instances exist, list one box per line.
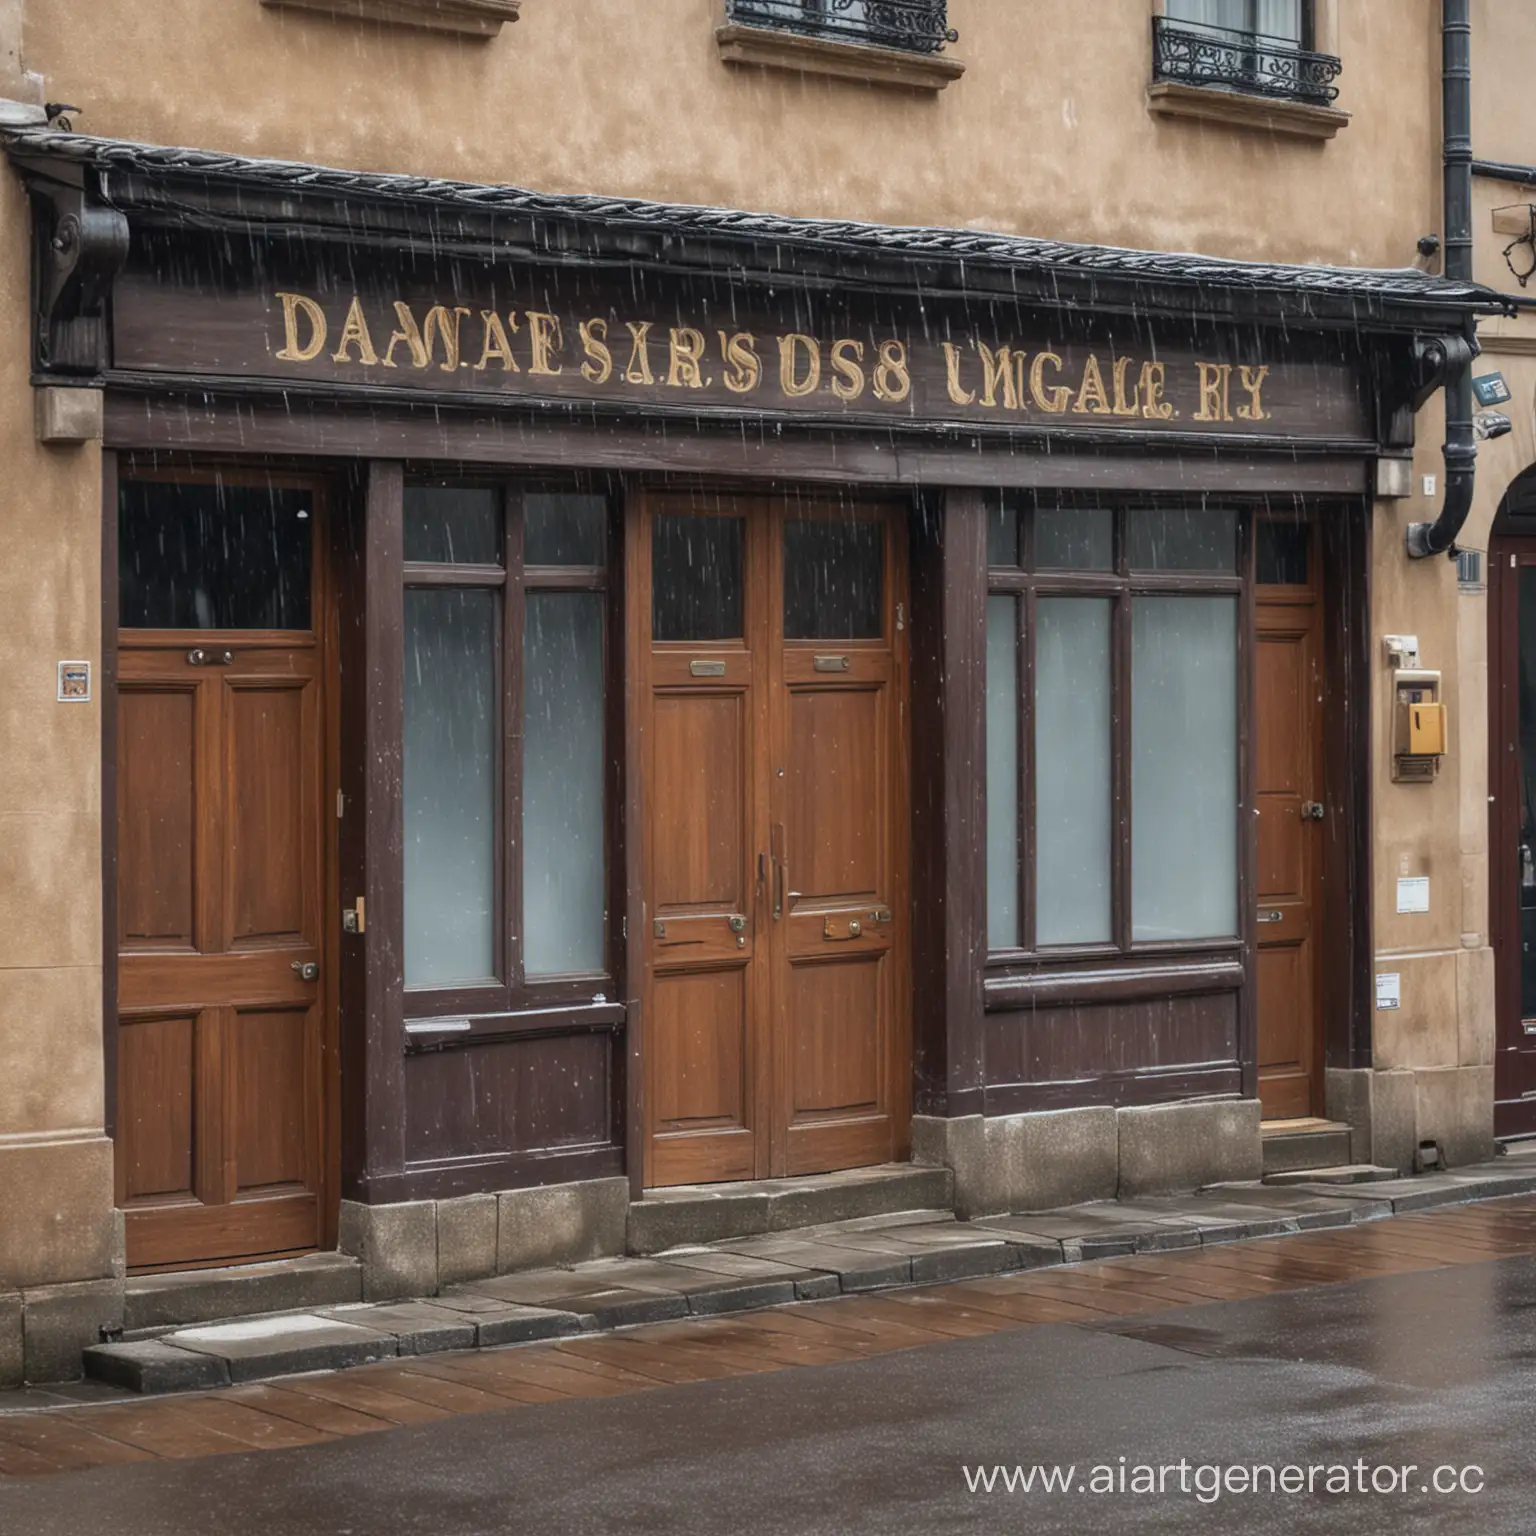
left=56, top=1150, right=1536, bottom=1400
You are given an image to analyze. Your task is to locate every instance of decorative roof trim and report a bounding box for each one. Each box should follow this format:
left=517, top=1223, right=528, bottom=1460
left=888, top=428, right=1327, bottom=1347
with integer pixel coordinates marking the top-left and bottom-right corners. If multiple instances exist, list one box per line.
left=3, top=129, right=1508, bottom=325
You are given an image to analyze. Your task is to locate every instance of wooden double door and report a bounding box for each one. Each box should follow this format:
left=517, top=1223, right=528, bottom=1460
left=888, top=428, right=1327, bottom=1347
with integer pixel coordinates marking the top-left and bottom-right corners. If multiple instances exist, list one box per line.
left=638, top=491, right=911, bottom=1186
left=1254, top=513, right=1326, bottom=1120
left=114, top=473, right=332, bottom=1271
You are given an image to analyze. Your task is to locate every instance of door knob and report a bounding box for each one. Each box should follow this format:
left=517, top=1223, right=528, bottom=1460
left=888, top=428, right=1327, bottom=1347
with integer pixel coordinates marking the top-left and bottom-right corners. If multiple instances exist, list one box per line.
left=291, top=960, right=319, bottom=982
left=1301, top=801, right=1326, bottom=820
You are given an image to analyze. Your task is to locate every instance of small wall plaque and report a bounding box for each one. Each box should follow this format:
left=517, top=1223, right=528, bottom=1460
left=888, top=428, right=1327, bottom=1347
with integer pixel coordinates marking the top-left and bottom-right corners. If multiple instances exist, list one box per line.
left=1396, top=876, right=1430, bottom=914
left=1376, top=972, right=1401, bottom=1011
left=1473, top=371, right=1512, bottom=406
left=56, top=660, right=91, bottom=702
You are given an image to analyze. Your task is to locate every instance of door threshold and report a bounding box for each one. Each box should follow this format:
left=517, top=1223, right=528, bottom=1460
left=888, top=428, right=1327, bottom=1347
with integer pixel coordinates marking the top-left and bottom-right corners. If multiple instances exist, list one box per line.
left=630, top=1162, right=953, bottom=1254
left=122, top=1251, right=362, bottom=1335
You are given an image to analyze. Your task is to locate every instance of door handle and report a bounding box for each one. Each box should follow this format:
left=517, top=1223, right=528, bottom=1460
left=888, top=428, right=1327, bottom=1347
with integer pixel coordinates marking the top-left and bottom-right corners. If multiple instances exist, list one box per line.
left=771, top=824, right=786, bottom=920
left=187, top=648, right=234, bottom=667
left=1256, top=910, right=1284, bottom=925
left=291, top=960, right=319, bottom=981
left=823, top=917, right=863, bottom=941
left=1301, top=801, right=1326, bottom=820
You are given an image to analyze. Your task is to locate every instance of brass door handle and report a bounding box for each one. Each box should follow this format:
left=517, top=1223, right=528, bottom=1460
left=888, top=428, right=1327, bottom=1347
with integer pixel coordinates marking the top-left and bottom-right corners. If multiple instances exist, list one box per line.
left=822, top=917, right=863, bottom=941
left=291, top=960, right=319, bottom=981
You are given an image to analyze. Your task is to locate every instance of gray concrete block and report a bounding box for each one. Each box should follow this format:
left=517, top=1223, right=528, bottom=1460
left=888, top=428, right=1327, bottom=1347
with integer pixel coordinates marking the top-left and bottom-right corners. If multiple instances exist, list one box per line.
left=1415, top=1065, right=1497, bottom=1169
left=1325, top=1067, right=1374, bottom=1167
left=320, top=1302, right=476, bottom=1356
left=1117, top=1098, right=1262, bottom=1197
left=340, top=1199, right=438, bottom=1301
left=496, top=1178, right=628, bottom=1274
left=125, top=1253, right=363, bottom=1331
left=982, top=1107, right=1118, bottom=1215
left=436, top=1194, right=498, bottom=1287
left=35, top=385, right=104, bottom=444
left=166, top=1315, right=397, bottom=1383
left=686, top=1280, right=798, bottom=1315
left=459, top=1267, right=688, bottom=1329
left=0, top=1291, right=21, bottom=1389
left=908, top=1243, right=1007, bottom=1284
left=83, top=1339, right=230, bottom=1393
left=1371, top=1069, right=1419, bottom=1176
left=911, top=1114, right=985, bottom=1216
left=21, top=1278, right=124, bottom=1384
left=627, top=1190, right=770, bottom=1254
left=793, top=1274, right=841, bottom=1300
left=764, top=1166, right=953, bottom=1230
left=473, top=1307, right=586, bottom=1348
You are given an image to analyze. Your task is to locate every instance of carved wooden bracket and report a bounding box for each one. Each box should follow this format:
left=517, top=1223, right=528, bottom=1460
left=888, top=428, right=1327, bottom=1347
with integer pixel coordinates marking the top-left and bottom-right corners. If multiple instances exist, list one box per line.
left=260, top=0, right=521, bottom=39
left=33, top=184, right=130, bottom=374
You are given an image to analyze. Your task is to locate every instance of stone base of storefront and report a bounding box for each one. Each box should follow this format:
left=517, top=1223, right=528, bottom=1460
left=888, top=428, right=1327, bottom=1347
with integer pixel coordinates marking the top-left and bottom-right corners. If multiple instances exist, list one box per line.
left=1327, top=1065, right=1497, bottom=1175
left=912, top=1099, right=1263, bottom=1218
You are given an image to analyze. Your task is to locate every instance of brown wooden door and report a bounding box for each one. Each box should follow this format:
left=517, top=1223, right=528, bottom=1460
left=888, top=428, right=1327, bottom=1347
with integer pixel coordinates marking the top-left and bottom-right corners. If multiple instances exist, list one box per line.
left=1491, top=539, right=1536, bottom=1136
left=1254, top=514, right=1325, bottom=1120
left=639, top=490, right=909, bottom=1186
left=115, top=475, right=331, bottom=1271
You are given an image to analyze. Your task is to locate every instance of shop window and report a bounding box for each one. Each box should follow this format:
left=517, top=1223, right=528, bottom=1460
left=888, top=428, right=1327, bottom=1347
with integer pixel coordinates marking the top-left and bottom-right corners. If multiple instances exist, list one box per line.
left=402, top=481, right=613, bottom=1008
left=984, top=497, right=1243, bottom=956
left=1154, top=1, right=1341, bottom=107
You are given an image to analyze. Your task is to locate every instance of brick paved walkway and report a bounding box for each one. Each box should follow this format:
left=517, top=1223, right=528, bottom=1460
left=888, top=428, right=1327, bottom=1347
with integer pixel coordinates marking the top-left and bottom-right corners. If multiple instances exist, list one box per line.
left=3, top=1194, right=1536, bottom=1480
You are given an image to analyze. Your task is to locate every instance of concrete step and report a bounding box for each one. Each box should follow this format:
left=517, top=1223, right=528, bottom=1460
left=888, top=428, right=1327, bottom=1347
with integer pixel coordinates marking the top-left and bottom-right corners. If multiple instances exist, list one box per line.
left=1264, top=1164, right=1398, bottom=1186
left=1261, top=1121, right=1353, bottom=1177
left=627, top=1163, right=954, bottom=1255
left=123, top=1252, right=362, bottom=1335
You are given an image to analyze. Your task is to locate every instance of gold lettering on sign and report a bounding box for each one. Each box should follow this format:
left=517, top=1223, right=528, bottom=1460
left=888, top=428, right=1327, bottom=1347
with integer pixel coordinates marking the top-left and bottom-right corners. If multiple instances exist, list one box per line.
left=978, top=343, right=1021, bottom=411
left=382, top=303, right=471, bottom=371
left=941, top=342, right=974, bottom=405
left=330, top=296, right=379, bottom=365
left=873, top=340, right=910, bottom=403
left=1139, top=361, right=1175, bottom=419
left=667, top=327, right=707, bottom=389
left=1111, top=356, right=1140, bottom=417
left=624, top=321, right=654, bottom=385
left=579, top=319, right=612, bottom=384
left=1194, top=361, right=1232, bottom=422
left=1072, top=354, right=1113, bottom=416
left=275, top=292, right=327, bottom=361
left=526, top=312, right=563, bottom=376
left=830, top=339, right=867, bottom=402
left=474, top=311, right=520, bottom=372
left=1236, top=364, right=1270, bottom=421
left=1029, top=351, right=1071, bottom=413
left=719, top=331, right=761, bottom=394
left=780, top=333, right=822, bottom=398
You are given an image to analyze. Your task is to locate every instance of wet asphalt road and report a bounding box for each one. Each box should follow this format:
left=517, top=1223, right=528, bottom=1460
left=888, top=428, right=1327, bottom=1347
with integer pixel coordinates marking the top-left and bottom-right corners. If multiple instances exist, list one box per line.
left=4, top=1256, right=1534, bottom=1536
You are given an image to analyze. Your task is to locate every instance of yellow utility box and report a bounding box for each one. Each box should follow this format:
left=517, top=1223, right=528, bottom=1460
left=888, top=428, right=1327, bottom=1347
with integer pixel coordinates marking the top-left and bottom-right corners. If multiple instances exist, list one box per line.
left=1392, top=666, right=1446, bottom=781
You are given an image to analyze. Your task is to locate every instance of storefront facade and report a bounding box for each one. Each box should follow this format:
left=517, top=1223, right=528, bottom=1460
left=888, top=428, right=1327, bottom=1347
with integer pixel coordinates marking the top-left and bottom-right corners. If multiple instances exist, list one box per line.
left=0, top=0, right=1511, bottom=1383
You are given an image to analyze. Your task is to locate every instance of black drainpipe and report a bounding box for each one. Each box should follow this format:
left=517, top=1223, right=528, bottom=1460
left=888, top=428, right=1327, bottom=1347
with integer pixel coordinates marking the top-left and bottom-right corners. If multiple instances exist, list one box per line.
left=1407, top=0, right=1477, bottom=560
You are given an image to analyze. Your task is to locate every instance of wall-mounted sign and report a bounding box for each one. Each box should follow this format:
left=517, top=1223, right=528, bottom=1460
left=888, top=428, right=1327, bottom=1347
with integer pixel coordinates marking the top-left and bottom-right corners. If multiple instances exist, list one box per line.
left=1396, top=876, right=1430, bottom=914
left=1473, top=371, right=1512, bottom=406
left=1376, top=972, right=1401, bottom=1011
left=107, top=246, right=1371, bottom=444
left=56, top=660, right=90, bottom=702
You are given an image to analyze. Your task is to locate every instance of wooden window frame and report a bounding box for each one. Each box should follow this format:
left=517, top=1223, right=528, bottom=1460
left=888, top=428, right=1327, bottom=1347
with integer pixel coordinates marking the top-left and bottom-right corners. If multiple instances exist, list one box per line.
left=400, top=475, right=621, bottom=1025
left=985, top=493, right=1252, bottom=965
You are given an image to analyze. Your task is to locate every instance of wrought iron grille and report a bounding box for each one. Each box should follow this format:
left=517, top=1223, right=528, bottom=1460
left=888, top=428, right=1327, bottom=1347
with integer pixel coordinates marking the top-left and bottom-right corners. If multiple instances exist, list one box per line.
left=1151, top=17, right=1341, bottom=104
left=726, top=0, right=956, bottom=55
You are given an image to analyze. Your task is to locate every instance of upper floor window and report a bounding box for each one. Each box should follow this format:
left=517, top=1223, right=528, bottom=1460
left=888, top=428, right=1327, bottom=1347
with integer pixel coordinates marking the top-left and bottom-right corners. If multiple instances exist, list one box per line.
left=726, top=0, right=957, bottom=56
left=1154, top=0, right=1340, bottom=105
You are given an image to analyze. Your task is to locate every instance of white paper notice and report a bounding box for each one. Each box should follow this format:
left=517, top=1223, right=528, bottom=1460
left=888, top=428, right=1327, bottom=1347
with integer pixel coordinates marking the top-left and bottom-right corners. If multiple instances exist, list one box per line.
left=1376, top=973, right=1401, bottom=1011
left=1396, top=877, right=1430, bottom=914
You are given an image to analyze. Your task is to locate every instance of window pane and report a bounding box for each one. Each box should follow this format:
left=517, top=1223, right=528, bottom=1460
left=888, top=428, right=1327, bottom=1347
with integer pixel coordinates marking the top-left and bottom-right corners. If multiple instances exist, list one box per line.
left=986, top=595, right=1020, bottom=950
left=1036, top=507, right=1114, bottom=572
left=525, top=493, right=607, bottom=567
left=783, top=517, right=883, bottom=640
left=1257, top=520, right=1310, bottom=585
left=1036, top=598, right=1113, bottom=945
left=1131, top=596, right=1238, bottom=941
left=119, top=480, right=311, bottom=630
left=404, top=588, right=497, bottom=986
left=652, top=513, right=744, bottom=641
left=1128, top=507, right=1238, bottom=573
left=986, top=500, right=1019, bottom=568
left=404, top=486, right=502, bottom=565
left=524, top=592, right=606, bottom=976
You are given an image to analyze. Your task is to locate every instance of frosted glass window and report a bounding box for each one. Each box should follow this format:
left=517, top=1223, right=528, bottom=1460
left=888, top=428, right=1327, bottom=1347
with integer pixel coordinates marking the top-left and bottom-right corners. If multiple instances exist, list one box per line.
left=986, top=501, right=1019, bottom=567
left=523, top=592, right=606, bottom=975
left=1036, top=598, right=1113, bottom=945
left=525, top=494, right=606, bottom=567
left=1165, top=0, right=1301, bottom=42
left=404, top=486, right=501, bottom=566
left=404, top=589, right=498, bottom=986
left=986, top=596, right=1020, bottom=950
left=1131, top=596, right=1238, bottom=941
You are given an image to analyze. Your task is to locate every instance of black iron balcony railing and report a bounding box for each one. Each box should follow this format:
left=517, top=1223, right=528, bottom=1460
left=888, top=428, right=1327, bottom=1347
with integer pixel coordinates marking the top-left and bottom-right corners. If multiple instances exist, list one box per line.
left=727, top=0, right=956, bottom=55
left=1151, top=16, right=1341, bottom=105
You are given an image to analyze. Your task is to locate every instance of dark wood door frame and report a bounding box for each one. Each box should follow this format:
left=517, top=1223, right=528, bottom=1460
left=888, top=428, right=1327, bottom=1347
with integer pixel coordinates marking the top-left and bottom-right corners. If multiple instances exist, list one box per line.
left=102, top=457, right=345, bottom=1261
